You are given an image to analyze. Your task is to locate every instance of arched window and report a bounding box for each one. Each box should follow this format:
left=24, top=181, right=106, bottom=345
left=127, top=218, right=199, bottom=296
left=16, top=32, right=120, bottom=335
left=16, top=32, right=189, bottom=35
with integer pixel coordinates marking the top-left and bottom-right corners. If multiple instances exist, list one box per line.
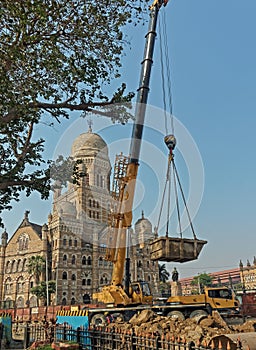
left=69, top=239, right=72, bottom=247
left=82, top=256, right=86, bottom=265
left=62, top=272, right=67, bottom=280
left=5, top=261, right=11, bottom=274
left=87, top=279, right=91, bottom=286
left=74, top=239, right=78, bottom=247
left=98, top=257, right=103, bottom=266
left=87, top=256, right=92, bottom=265
left=71, top=274, right=76, bottom=281
left=62, top=298, right=67, bottom=306
left=72, top=255, right=76, bottom=264
left=100, top=277, right=104, bottom=285
left=63, top=254, right=67, bottom=262
left=83, top=294, right=91, bottom=304
left=89, top=199, right=92, bottom=207
left=63, top=238, right=67, bottom=246
left=71, top=297, right=76, bottom=305
left=16, top=296, right=24, bottom=308
left=82, top=279, right=86, bottom=286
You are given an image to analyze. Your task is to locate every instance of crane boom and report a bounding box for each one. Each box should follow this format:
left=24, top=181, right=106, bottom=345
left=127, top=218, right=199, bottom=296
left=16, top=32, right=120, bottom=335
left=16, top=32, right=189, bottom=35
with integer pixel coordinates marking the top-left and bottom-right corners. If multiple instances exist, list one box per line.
left=93, top=0, right=167, bottom=306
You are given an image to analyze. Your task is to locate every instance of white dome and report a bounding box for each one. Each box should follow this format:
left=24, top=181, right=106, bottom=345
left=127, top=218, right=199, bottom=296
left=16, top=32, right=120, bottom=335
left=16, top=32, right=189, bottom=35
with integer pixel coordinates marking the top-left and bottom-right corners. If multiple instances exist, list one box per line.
left=71, top=129, right=108, bottom=159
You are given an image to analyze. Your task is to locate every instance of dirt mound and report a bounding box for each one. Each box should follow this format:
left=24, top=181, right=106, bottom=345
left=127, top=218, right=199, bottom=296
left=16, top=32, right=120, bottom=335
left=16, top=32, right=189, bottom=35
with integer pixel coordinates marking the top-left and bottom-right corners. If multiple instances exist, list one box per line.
left=106, top=310, right=256, bottom=344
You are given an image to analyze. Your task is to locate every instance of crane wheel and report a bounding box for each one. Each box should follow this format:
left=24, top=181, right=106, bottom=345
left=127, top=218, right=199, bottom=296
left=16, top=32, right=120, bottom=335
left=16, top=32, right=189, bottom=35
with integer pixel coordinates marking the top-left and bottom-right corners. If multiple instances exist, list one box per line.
left=90, top=313, right=107, bottom=326
left=111, top=313, right=124, bottom=322
left=166, top=310, right=185, bottom=321
left=189, top=310, right=208, bottom=320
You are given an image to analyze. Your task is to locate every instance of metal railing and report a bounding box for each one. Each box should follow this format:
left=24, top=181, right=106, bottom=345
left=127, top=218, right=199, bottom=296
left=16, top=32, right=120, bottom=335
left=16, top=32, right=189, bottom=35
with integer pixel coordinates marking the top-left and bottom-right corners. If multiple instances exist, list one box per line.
left=53, top=324, right=246, bottom=350
left=11, top=322, right=248, bottom=350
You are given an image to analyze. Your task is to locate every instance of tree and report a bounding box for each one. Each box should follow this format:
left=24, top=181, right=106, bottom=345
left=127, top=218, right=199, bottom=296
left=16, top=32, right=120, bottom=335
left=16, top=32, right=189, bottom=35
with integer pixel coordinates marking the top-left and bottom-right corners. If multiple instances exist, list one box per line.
left=159, top=263, right=170, bottom=283
left=0, top=0, right=151, bottom=222
left=31, top=280, right=56, bottom=305
left=27, top=255, right=46, bottom=285
left=191, top=273, right=213, bottom=294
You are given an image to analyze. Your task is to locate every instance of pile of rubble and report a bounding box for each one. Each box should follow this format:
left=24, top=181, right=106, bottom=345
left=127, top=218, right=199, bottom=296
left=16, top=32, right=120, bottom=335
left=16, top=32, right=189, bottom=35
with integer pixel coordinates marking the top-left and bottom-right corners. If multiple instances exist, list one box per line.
left=106, top=310, right=256, bottom=344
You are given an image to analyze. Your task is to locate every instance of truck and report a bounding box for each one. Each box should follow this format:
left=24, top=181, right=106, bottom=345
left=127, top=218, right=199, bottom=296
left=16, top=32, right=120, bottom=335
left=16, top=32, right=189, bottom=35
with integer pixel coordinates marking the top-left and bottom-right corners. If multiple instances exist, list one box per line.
left=156, top=286, right=241, bottom=320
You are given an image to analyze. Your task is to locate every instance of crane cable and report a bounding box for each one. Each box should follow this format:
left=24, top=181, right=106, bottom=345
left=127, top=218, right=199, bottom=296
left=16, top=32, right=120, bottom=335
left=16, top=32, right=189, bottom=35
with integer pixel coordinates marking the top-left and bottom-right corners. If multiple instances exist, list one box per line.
left=157, top=11, right=196, bottom=239
left=159, top=11, right=174, bottom=135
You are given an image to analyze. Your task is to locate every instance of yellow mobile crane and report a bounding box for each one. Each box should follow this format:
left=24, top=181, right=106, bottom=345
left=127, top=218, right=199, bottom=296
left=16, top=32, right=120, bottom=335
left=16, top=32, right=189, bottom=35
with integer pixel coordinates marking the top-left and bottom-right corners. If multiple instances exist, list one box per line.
left=86, top=0, right=241, bottom=325
left=92, top=0, right=168, bottom=308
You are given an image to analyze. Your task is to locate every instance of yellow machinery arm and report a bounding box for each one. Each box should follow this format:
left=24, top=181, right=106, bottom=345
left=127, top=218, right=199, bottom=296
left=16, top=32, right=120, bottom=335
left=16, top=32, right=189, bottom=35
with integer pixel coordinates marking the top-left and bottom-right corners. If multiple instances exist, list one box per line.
left=92, top=0, right=168, bottom=306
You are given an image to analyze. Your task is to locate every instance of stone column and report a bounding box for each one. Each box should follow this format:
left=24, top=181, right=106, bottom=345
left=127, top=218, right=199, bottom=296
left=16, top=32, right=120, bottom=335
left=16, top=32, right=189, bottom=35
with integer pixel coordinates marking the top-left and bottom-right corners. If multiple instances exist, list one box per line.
left=171, top=281, right=182, bottom=296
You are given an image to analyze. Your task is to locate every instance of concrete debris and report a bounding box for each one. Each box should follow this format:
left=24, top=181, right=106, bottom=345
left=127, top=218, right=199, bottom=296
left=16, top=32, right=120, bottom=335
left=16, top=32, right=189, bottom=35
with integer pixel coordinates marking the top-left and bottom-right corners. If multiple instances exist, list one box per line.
left=107, top=310, right=256, bottom=344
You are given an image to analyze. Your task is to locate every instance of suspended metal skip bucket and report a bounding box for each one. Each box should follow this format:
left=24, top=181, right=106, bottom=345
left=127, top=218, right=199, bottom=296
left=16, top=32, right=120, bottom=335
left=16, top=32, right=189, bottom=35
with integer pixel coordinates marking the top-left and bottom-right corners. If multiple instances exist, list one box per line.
left=209, top=333, right=256, bottom=350
left=150, top=236, right=207, bottom=263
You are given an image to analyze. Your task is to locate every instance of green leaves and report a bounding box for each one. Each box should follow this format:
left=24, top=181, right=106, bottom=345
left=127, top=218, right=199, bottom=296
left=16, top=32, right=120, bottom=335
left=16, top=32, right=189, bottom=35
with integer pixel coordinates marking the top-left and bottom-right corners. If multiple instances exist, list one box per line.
left=0, top=0, right=150, bottom=224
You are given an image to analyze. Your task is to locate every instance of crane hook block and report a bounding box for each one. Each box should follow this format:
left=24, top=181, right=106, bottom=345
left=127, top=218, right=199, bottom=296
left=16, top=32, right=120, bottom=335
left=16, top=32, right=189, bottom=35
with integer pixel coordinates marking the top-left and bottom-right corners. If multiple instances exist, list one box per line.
left=164, top=134, right=176, bottom=151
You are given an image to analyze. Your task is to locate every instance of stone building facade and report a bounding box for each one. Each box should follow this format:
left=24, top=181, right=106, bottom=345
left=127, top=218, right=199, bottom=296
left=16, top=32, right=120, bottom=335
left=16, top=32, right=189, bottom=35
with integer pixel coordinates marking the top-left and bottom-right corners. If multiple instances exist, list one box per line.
left=0, top=126, right=159, bottom=307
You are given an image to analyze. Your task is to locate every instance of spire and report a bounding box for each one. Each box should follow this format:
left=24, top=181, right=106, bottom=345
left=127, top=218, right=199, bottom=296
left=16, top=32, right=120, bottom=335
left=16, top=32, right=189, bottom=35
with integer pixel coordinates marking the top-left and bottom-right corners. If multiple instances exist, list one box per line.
left=87, top=118, right=93, bottom=133
left=24, top=210, right=30, bottom=220
left=141, top=210, right=144, bottom=219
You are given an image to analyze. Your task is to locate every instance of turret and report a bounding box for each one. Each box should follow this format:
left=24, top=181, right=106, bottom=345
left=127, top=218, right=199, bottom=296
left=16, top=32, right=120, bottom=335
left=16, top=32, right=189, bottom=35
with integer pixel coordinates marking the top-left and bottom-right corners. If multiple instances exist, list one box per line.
left=1, top=229, right=8, bottom=247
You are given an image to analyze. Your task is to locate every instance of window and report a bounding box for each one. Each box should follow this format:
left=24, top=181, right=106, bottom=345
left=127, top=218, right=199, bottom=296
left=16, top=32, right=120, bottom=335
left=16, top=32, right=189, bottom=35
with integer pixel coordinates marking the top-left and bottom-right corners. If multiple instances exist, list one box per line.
left=87, top=256, right=92, bottom=265
left=98, top=257, right=103, bottom=266
left=63, top=254, right=67, bottom=262
left=82, top=256, right=86, bottom=265
left=82, top=279, right=86, bottom=286
left=18, top=233, right=29, bottom=251
left=71, top=297, right=76, bottom=305
left=62, top=272, right=67, bottom=280
left=69, top=239, right=72, bottom=247
left=72, top=255, right=76, bottom=264
left=83, top=294, right=91, bottom=304
left=63, top=238, right=67, bottom=246
left=74, top=239, right=78, bottom=247
left=71, top=274, right=76, bottom=281
left=87, top=279, right=91, bottom=286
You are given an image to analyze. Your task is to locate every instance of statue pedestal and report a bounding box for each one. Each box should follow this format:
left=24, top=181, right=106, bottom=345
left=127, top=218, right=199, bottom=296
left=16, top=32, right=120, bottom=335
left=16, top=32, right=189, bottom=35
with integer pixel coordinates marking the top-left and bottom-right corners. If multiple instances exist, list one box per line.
left=171, top=281, right=182, bottom=296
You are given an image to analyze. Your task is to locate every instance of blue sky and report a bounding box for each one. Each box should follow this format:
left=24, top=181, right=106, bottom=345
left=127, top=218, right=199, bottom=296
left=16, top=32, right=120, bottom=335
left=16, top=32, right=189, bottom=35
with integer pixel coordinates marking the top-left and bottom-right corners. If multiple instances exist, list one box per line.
left=2, top=0, right=256, bottom=279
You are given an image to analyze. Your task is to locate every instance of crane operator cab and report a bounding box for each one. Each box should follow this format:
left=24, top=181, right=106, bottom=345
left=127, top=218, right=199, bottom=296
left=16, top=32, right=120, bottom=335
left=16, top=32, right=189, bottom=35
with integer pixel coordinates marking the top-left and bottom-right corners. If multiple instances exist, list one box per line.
left=130, top=281, right=153, bottom=305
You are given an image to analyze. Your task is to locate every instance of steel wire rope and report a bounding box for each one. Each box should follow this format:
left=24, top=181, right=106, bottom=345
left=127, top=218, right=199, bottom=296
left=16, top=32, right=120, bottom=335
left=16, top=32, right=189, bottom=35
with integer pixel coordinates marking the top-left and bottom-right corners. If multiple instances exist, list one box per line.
left=172, top=160, right=197, bottom=240
left=158, top=12, right=176, bottom=237
left=172, top=161, right=182, bottom=237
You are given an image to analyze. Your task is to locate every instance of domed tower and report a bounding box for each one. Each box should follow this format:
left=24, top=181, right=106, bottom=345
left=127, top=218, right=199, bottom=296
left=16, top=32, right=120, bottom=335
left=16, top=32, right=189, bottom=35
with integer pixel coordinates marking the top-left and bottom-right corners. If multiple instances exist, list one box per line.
left=48, top=123, right=112, bottom=306
left=130, top=212, right=160, bottom=297
left=134, top=211, right=154, bottom=248
left=68, top=125, right=111, bottom=222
